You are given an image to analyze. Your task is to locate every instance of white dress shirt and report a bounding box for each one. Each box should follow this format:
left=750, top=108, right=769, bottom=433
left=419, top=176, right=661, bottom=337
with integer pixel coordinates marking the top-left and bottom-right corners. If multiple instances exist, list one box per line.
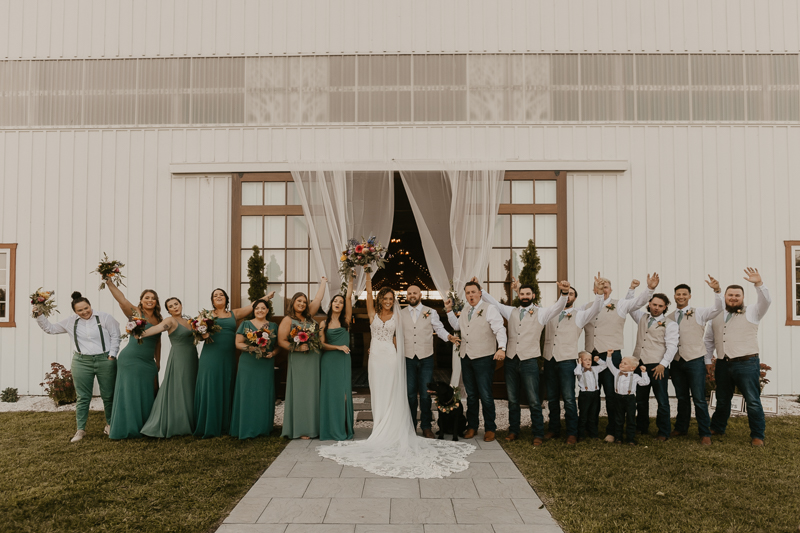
left=607, top=359, right=650, bottom=395
left=607, top=287, right=655, bottom=318
left=480, top=290, right=569, bottom=326
left=574, top=358, right=607, bottom=392
left=447, top=299, right=508, bottom=351
left=36, top=311, right=122, bottom=358
left=564, top=294, right=604, bottom=328
left=703, top=285, right=772, bottom=364
left=628, top=309, right=679, bottom=368
left=408, top=302, right=451, bottom=342
left=674, top=292, right=724, bottom=327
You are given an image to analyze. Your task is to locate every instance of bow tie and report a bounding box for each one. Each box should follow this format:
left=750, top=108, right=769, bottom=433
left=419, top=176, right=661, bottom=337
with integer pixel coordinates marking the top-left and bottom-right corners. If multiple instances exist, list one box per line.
left=619, top=372, right=629, bottom=377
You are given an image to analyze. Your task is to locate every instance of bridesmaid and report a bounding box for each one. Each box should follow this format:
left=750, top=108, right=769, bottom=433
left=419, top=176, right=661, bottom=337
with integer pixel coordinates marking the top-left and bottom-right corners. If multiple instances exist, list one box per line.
left=319, top=273, right=355, bottom=441
left=138, top=297, right=198, bottom=438
left=279, top=277, right=327, bottom=440
left=230, top=299, right=279, bottom=439
left=104, top=280, right=162, bottom=440
left=194, top=288, right=273, bottom=438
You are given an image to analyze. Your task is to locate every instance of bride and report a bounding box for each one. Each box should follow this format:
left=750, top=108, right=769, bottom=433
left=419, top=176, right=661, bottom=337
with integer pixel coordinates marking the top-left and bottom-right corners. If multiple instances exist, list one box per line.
left=317, top=270, right=475, bottom=478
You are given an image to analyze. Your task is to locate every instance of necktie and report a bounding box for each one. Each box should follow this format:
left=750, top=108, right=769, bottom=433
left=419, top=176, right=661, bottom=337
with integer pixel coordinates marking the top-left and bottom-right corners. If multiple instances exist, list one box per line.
left=725, top=312, right=733, bottom=323
left=519, top=308, right=525, bottom=321
left=413, top=308, right=418, bottom=323
left=468, top=307, right=474, bottom=321
left=559, top=311, right=566, bottom=323
left=647, top=317, right=655, bottom=328
left=677, top=310, right=684, bottom=324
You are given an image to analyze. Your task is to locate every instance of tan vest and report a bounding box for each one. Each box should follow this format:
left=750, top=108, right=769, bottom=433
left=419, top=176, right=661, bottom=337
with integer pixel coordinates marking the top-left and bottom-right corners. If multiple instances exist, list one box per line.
left=457, top=304, right=498, bottom=359
left=632, top=315, right=674, bottom=364
left=667, top=308, right=705, bottom=362
left=506, top=307, right=545, bottom=360
left=584, top=299, right=626, bottom=353
left=402, top=305, right=435, bottom=359
left=543, top=311, right=583, bottom=362
left=711, top=309, right=759, bottom=359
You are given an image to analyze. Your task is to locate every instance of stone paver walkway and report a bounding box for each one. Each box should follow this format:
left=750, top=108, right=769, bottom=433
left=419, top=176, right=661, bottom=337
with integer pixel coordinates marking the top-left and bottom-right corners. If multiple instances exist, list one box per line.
left=217, top=428, right=564, bottom=533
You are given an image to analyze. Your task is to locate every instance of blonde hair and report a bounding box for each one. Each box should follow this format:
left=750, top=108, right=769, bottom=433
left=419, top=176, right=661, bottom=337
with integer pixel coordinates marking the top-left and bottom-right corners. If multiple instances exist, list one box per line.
left=597, top=277, right=611, bottom=288
left=621, top=356, right=639, bottom=368
left=578, top=351, right=592, bottom=362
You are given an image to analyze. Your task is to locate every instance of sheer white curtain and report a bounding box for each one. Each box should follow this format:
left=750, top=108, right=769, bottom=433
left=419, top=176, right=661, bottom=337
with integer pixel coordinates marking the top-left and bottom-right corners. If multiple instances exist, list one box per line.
left=290, top=169, right=393, bottom=310
left=400, top=168, right=505, bottom=385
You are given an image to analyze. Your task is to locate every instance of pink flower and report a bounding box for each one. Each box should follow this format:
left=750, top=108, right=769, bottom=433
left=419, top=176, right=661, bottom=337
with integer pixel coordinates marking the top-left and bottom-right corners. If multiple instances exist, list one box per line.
left=257, top=337, right=268, bottom=347
left=38, top=297, right=45, bottom=303
left=355, top=244, right=364, bottom=253
left=297, top=331, right=309, bottom=343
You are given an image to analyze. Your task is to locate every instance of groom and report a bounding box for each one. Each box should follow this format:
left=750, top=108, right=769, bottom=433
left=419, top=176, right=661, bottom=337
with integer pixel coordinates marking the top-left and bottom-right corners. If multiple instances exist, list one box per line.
left=403, top=285, right=456, bottom=438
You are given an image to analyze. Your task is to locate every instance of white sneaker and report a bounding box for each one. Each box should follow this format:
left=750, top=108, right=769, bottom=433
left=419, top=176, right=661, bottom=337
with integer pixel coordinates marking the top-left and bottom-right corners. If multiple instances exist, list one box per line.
left=70, top=430, right=87, bottom=443
left=104, top=425, right=110, bottom=436
left=604, top=435, right=616, bottom=443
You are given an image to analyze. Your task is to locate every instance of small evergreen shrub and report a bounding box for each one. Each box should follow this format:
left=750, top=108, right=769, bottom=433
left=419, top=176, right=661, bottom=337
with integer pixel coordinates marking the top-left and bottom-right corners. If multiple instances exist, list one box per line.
left=1, top=387, right=19, bottom=403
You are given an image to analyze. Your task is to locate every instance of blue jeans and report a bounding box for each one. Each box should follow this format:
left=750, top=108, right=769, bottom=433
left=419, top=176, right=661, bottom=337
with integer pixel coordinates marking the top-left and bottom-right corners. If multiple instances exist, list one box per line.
left=636, top=362, right=671, bottom=438
left=461, top=355, right=497, bottom=433
left=505, top=356, right=544, bottom=438
left=671, top=357, right=711, bottom=437
left=710, top=356, right=765, bottom=440
left=406, top=355, right=435, bottom=430
left=545, top=358, right=578, bottom=437
left=595, top=349, right=622, bottom=436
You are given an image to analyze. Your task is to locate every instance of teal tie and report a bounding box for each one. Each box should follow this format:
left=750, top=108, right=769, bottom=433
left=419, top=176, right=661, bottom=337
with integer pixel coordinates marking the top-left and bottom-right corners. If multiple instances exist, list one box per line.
left=468, top=307, right=474, bottom=321
left=558, top=311, right=566, bottom=323
left=519, top=308, right=526, bottom=321
left=725, top=312, right=733, bottom=323
left=647, top=317, right=655, bottom=328
left=677, top=310, right=684, bottom=325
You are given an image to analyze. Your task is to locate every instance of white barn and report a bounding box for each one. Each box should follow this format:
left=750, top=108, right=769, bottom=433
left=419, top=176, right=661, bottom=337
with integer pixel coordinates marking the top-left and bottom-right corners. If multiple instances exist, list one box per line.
left=1, top=0, right=799, bottom=397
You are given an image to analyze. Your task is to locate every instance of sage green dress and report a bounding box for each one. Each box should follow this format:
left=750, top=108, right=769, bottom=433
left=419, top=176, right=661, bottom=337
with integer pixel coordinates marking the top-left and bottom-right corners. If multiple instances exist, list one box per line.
left=194, top=315, right=237, bottom=438
left=281, top=318, right=321, bottom=439
left=141, top=323, right=199, bottom=438
left=230, top=320, right=278, bottom=439
left=319, top=327, right=354, bottom=441
left=109, top=324, right=160, bottom=440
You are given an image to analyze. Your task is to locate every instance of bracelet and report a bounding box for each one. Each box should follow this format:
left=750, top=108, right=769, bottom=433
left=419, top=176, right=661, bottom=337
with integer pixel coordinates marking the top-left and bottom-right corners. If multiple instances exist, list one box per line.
left=560, top=291, right=569, bottom=295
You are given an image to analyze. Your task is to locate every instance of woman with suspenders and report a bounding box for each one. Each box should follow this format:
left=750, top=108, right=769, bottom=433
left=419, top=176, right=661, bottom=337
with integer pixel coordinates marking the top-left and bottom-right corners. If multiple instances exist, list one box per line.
left=34, top=291, right=122, bottom=443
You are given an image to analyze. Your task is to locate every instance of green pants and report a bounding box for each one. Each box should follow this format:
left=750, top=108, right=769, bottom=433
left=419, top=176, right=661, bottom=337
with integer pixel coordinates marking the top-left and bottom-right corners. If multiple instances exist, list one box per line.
left=71, top=353, right=117, bottom=430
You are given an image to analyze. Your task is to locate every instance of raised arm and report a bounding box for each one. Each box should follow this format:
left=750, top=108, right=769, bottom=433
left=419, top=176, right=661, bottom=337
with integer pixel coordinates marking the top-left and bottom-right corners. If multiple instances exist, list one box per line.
left=366, top=271, right=376, bottom=323
left=621, top=273, right=659, bottom=318
left=344, top=273, right=354, bottom=326
left=537, top=281, right=570, bottom=325
left=576, top=276, right=606, bottom=328
left=308, top=277, right=328, bottom=316
left=444, top=298, right=460, bottom=331
left=231, top=290, right=276, bottom=321
left=742, top=268, right=771, bottom=323
left=106, top=282, right=139, bottom=319
left=138, top=316, right=176, bottom=338
left=696, top=276, right=724, bottom=325
left=480, top=289, right=514, bottom=321
left=35, top=314, right=71, bottom=335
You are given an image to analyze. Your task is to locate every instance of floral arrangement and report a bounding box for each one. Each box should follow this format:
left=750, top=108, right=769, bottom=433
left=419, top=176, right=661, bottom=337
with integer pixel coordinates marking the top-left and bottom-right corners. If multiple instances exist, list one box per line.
left=435, top=386, right=461, bottom=414
left=244, top=325, right=275, bottom=359
left=189, top=309, right=222, bottom=345
left=447, top=280, right=465, bottom=317
left=656, top=321, right=666, bottom=329
left=92, top=253, right=126, bottom=290
left=476, top=309, right=484, bottom=318
left=685, top=309, right=695, bottom=318
left=605, top=303, right=616, bottom=312
left=338, top=236, right=388, bottom=278
left=422, top=310, right=432, bottom=320
left=759, top=363, right=772, bottom=393
left=123, top=309, right=149, bottom=345
left=40, top=362, right=77, bottom=406
left=30, top=288, right=58, bottom=318
left=289, top=321, right=321, bottom=352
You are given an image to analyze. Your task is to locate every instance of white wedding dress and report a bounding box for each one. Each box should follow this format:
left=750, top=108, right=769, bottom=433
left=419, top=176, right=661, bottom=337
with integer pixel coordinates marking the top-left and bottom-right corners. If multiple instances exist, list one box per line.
left=317, top=301, right=475, bottom=478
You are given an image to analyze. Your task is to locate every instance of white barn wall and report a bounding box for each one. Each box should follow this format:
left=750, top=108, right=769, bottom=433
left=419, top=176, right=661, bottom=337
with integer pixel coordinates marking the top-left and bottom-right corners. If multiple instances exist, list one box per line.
left=1, top=125, right=798, bottom=395
left=2, top=0, right=800, bottom=60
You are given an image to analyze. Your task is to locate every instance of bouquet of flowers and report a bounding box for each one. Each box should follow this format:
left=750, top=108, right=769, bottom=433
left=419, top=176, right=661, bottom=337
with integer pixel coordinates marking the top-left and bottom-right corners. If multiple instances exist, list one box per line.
left=338, top=236, right=388, bottom=279
left=288, top=321, right=322, bottom=353
left=123, top=309, right=149, bottom=345
left=30, top=288, right=59, bottom=318
left=92, top=253, right=126, bottom=290
left=189, top=309, right=222, bottom=345
left=447, top=280, right=465, bottom=356
left=244, top=324, right=275, bottom=359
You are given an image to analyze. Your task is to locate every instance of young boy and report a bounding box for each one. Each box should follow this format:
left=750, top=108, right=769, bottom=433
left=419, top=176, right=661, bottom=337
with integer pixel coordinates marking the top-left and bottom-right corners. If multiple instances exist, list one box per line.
left=606, top=356, right=650, bottom=445
left=574, top=351, right=607, bottom=440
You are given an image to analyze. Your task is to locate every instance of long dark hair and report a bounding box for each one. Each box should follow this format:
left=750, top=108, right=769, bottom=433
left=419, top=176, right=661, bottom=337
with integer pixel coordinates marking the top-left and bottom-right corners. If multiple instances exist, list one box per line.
left=70, top=291, right=91, bottom=311
left=252, top=299, right=271, bottom=320
left=323, top=294, right=349, bottom=332
left=139, top=289, right=163, bottom=322
left=211, top=288, right=230, bottom=310
left=288, top=292, right=313, bottom=322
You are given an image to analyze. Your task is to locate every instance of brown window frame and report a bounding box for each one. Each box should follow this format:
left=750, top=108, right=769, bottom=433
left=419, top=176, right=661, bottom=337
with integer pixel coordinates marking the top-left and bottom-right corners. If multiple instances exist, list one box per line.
left=0, top=243, right=17, bottom=328
left=785, top=240, right=800, bottom=326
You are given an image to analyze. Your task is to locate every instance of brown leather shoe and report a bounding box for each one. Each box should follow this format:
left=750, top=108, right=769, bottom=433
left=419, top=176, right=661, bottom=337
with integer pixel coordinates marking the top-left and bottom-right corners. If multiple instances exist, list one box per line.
left=670, top=430, right=687, bottom=437
left=700, top=436, right=712, bottom=446
left=710, top=429, right=724, bottom=436
left=422, top=429, right=435, bottom=439
left=566, top=435, right=577, bottom=445
left=751, top=438, right=765, bottom=447
left=463, top=428, right=477, bottom=439
left=505, top=433, right=518, bottom=442
left=656, top=436, right=668, bottom=442
left=532, top=437, right=543, bottom=446
left=484, top=431, right=496, bottom=442
left=543, top=431, right=558, bottom=440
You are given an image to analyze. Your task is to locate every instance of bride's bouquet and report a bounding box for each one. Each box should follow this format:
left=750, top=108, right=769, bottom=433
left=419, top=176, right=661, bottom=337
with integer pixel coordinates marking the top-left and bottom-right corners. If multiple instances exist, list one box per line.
left=189, top=309, right=222, bottom=345
left=288, top=321, right=321, bottom=353
left=30, top=288, right=59, bottom=318
left=123, top=309, right=149, bottom=345
left=338, top=236, right=388, bottom=279
left=92, top=253, right=126, bottom=290
left=447, top=280, right=465, bottom=356
left=244, top=324, right=275, bottom=359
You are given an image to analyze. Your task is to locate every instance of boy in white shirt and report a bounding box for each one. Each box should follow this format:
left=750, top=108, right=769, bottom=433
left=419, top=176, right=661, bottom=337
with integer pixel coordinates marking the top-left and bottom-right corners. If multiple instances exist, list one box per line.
left=607, top=356, right=650, bottom=445
left=573, top=351, right=607, bottom=440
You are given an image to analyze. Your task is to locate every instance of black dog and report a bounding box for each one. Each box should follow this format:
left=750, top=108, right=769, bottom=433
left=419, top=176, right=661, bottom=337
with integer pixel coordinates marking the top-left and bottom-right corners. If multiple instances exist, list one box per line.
left=427, top=381, right=467, bottom=441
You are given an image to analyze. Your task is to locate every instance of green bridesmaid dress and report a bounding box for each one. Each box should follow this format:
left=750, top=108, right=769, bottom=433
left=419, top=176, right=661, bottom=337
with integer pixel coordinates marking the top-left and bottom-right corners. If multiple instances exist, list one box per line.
left=194, top=315, right=237, bottom=438
left=230, top=320, right=278, bottom=439
left=109, top=324, right=160, bottom=440
left=141, top=323, right=199, bottom=438
left=281, top=318, right=321, bottom=439
left=319, top=327, right=354, bottom=441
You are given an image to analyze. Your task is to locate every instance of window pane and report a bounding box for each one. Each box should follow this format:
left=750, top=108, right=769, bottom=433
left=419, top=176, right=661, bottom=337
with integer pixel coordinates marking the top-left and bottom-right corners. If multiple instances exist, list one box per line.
left=511, top=249, right=524, bottom=278
left=500, top=181, right=511, bottom=203
left=511, top=180, right=534, bottom=204
left=0, top=287, right=5, bottom=318
left=539, top=283, right=558, bottom=305
left=263, top=250, right=286, bottom=283
left=539, top=248, right=557, bottom=281
left=511, top=214, right=534, bottom=247
left=287, top=181, right=302, bottom=205
left=795, top=248, right=800, bottom=266
left=287, top=216, right=309, bottom=248
left=240, top=283, right=250, bottom=304
left=489, top=248, right=508, bottom=282
left=242, top=182, right=262, bottom=205
left=535, top=180, right=557, bottom=204
left=264, top=181, right=285, bottom=205
left=268, top=284, right=285, bottom=315
left=264, top=216, right=286, bottom=248
left=487, top=282, right=508, bottom=304
left=493, top=215, right=510, bottom=247
left=241, top=216, right=263, bottom=248
left=286, top=250, right=310, bottom=282
left=309, top=255, right=319, bottom=280
left=535, top=214, right=557, bottom=247
left=242, top=249, right=260, bottom=280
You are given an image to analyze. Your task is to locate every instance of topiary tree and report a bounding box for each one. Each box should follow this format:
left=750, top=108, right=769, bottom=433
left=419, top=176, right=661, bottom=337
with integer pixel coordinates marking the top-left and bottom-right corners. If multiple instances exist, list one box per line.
left=511, top=239, right=541, bottom=307
left=247, top=245, right=274, bottom=317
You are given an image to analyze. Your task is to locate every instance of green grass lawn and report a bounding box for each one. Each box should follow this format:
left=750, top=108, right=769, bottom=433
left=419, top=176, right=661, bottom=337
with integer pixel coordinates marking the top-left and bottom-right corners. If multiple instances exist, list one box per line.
left=0, top=411, right=287, bottom=533
left=500, top=416, right=800, bottom=533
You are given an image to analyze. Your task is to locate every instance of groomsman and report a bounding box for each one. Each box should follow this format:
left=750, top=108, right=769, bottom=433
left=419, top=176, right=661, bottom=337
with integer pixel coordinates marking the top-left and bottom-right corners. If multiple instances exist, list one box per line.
left=704, top=268, right=772, bottom=446
left=481, top=279, right=572, bottom=445
left=582, top=274, right=656, bottom=440
left=402, top=284, right=456, bottom=438
left=446, top=281, right=508, bottom=442
left=628, top=287, right=678, bottom=441
left=667, top=276, right=723, bottom=445
left=542, top=276, right=605, bottom=444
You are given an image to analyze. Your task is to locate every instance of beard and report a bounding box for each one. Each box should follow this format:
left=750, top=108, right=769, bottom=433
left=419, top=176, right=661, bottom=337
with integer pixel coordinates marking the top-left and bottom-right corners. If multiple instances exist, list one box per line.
left=519, top=298, right=533, bottom=308
left=407, top=296, right=419, bottom=306
left=726, top=303, right=743, bottom=314
left=566, top=297, right=576, bottom=308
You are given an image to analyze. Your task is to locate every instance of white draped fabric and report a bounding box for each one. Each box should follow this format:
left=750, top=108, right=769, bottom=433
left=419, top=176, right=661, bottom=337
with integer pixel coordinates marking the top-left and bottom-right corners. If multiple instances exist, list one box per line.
left=290, top=169, right=393, bottom=309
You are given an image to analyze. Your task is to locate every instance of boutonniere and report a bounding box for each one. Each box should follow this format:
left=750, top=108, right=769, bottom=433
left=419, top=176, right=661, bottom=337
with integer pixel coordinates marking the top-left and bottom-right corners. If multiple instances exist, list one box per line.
left=527, top=308, right=536, bottom=317
left=656, top=321, right=666, bottom=329
left=685, top=309, right=695, bottom=318
left=422, top=310, right=432, bottom=319
left=564, top=313, right=573, bottom=320
left=476, top=309, right=484, bottom=318
left=735, top=308, right=744, bottom=315
left=605, top=303, right=616, bottom=312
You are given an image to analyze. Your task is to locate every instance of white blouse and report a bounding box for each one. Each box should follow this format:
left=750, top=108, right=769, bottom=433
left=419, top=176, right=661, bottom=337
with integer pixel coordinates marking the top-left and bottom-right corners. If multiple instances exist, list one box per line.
left=36, top=311, right=122, bottom=358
